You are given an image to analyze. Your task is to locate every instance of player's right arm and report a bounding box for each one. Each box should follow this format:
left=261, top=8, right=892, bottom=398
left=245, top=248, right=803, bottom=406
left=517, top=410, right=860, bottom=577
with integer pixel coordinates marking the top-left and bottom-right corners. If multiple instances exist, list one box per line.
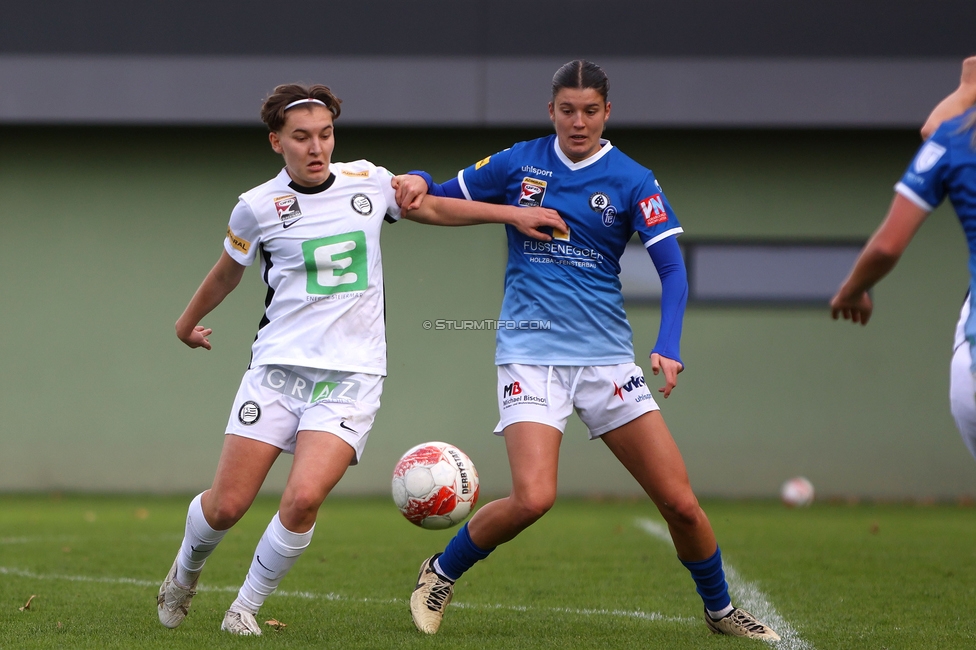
left=921, top=56, right=976, bottom=140
left=176, top=251, right=246, bottom=350
left=829, top=194, right=930, bottom=325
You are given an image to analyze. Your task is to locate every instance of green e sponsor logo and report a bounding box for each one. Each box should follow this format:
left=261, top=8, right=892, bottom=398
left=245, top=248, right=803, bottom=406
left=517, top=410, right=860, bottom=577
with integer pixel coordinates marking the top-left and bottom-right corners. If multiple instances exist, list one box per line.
left=302, top=231, right=368, bottom=295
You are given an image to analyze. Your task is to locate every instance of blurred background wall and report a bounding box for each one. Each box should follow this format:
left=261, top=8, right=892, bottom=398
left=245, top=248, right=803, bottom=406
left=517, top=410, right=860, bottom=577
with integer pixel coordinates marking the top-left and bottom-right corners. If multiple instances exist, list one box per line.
left=1, top=1, right=975, bottom=498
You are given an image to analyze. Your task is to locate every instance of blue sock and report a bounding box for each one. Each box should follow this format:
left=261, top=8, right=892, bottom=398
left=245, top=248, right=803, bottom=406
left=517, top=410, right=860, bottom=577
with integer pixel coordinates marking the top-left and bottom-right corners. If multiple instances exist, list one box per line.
left=680, top=547, right=732, bottom=614
left=434, top=523, right=494, bottom=581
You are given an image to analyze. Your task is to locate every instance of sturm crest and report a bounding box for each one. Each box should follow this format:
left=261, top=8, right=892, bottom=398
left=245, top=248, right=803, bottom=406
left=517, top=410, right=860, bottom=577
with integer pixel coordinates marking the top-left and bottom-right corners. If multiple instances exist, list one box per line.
left=392, top=442, right=480, bottom=530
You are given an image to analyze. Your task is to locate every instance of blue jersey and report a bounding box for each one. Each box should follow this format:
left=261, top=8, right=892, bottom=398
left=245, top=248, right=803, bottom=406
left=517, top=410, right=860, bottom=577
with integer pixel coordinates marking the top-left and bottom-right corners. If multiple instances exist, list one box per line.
left=458, top=135, right=683, bottom=365
left=896, top=108, right=976, bottom=364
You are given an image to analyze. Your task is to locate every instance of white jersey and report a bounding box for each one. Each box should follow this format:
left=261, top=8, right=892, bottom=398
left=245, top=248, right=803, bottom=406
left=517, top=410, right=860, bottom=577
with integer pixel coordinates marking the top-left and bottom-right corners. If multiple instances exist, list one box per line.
left=223, top=162, right=401, bottom=375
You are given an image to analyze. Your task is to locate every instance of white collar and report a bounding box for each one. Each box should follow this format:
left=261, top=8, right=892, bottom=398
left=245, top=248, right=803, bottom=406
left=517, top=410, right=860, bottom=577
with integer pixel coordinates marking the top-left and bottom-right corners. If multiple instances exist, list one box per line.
left=553, top=137, right=613, bottom=171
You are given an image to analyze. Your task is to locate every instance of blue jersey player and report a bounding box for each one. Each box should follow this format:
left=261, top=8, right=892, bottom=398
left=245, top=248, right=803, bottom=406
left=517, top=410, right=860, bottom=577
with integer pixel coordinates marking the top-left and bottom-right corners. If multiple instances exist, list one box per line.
left=400, top=60, right=780, bottom=641
left=832, top=55, right=976, bottom=458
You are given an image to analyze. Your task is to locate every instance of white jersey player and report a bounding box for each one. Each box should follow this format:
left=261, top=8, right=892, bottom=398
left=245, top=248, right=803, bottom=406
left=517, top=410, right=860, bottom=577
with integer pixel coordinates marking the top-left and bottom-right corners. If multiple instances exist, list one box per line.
left=156, top=82, right=566, bottom=636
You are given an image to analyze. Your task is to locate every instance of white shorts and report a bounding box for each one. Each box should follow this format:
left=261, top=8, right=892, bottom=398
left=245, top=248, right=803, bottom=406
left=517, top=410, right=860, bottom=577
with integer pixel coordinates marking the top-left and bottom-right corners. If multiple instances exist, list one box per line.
left=225, top=364, right=383, bottom=464
left=950, top=298, right=976, bottom=460
left=494, top=363, right=660, bottom=438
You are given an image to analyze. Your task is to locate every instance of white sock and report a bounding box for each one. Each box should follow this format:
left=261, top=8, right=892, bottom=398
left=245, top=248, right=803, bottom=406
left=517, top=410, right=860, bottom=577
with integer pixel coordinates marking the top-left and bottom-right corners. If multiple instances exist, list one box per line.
left=232, top=513, right=314, bottom=614
left=707, top=604, right=735, bottom=620
left=176, top=492, right=228, bottom=586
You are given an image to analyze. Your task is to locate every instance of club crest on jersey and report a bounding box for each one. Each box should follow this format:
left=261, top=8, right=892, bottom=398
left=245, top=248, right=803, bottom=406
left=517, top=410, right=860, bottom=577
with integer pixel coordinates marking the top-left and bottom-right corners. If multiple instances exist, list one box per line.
left=351, top=193, right=373, bottom=215
left=274, top=194, right=303, bottom=228
left=519, top=177, right=547, bottom=207
left=589, top=192, right=610, bottom=212
left=639, top=194, right=668, bottom=227
left=914, top=141, right=947, bottom=174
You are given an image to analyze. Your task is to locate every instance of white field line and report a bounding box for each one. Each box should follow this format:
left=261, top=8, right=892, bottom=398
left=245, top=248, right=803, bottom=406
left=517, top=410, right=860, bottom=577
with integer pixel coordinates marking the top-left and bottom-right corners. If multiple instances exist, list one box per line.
left=634, top=518, right=814, bottom=650
left=0, top=565, right=694, bottom=625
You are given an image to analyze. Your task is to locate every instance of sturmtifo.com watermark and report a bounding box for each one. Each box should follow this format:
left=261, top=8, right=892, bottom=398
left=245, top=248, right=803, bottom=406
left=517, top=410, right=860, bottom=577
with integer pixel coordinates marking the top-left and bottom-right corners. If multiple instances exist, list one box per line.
left=423, top=319, right=551, bottom=331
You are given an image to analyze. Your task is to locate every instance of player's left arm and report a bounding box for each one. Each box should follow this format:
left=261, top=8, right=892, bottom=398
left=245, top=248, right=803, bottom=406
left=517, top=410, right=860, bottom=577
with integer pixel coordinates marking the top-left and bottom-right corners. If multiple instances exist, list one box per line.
left=647, top=235, right=688, bottom=398
left=403, top=194, right=567, bottom=241
left=921, top=56, right=976, bottom=140
left=830, top=194, right=931, bottom=325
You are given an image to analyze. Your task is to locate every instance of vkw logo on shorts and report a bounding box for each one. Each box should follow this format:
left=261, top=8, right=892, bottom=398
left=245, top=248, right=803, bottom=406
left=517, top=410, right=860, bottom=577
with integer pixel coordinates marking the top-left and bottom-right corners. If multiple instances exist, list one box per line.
left=238, top=401, right=261, bottom=425
left=351, top=194, right=373, bottom=215
left=612, top=375, right=647, bottom=401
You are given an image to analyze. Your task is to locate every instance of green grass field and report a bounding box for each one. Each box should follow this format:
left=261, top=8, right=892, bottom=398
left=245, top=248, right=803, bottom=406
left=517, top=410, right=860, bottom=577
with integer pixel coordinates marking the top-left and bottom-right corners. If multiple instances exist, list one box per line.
left=2, top=494, right=975, bottom=649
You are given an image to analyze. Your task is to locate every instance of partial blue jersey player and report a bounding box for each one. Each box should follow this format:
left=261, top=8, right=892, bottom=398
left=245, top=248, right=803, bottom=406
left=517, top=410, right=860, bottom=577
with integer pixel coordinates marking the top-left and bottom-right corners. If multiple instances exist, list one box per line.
left=451, top=134, right=684, bottom=366
left=403, top=60, right=780, bottom=642
left=832, top=80, right=976, bottom=463
left=896, top=108, right=976, bottom=367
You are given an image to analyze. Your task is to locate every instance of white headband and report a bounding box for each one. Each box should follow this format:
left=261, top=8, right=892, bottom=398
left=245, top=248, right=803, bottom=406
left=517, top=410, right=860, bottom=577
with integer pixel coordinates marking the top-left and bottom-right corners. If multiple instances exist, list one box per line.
left=284, top=98, right=328, bottom=111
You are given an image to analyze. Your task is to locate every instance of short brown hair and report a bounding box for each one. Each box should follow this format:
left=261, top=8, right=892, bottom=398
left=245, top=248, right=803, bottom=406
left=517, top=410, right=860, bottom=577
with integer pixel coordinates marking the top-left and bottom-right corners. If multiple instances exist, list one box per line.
left=260, top=83, right=342, bottom=132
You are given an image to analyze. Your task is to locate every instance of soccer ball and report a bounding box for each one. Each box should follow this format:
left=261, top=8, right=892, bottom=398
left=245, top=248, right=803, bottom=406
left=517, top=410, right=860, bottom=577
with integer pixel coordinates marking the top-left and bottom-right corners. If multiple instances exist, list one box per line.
left=392, top=441, right=480, bottom=530
left=780, top=476, right=815, bottom=507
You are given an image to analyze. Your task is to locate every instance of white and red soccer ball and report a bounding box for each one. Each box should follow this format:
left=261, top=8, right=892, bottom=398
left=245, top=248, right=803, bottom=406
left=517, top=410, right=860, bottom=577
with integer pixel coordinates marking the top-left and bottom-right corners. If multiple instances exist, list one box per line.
left=780, top=476, right=815, bottom=507
left=392, top=442, right=480, bottom=529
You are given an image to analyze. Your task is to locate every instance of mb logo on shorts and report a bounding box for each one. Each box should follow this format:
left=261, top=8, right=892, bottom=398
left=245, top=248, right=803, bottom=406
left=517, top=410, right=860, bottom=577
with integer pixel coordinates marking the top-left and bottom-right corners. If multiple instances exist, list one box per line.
left=262, top=365, right=361, bottom=403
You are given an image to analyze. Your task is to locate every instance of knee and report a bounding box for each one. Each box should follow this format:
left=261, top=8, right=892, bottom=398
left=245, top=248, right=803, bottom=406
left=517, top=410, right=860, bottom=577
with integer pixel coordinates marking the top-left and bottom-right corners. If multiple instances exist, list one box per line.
left=511, top=490, right=556, bottom=526
left=204, top=495, right=251, bottom=530
left=658, top=493, right=704, bottom=530
left=280, top=486, right=326, bottom=522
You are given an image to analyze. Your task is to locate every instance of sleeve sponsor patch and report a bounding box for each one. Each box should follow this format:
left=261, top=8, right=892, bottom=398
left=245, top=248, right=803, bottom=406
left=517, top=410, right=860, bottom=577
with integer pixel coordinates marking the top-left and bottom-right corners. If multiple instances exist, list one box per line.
left=639, top=194, right=668, bottom=227
left=913, top=141, right=947, bottom=174
left=227, top=226, right=251, bottom=254
left=475, top=155, right=491, bottom=170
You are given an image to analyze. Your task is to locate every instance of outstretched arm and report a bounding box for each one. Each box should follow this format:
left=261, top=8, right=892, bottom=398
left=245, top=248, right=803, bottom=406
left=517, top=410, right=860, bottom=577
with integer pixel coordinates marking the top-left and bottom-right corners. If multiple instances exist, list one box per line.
left=921, top=56, right=976, bottom=140
left=175, top=251, right=247, bottom=349
left=830, top=194, right=930, bottom=325
left=403, top=194, right=567, bottom=241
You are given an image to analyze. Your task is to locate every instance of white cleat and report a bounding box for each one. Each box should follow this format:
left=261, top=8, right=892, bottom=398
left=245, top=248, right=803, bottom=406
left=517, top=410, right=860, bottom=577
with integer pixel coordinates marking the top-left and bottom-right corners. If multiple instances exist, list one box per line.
left=221, top=608, right=263, bottom=636
left=157, top=558, right=198, bottom=629
left=705, top=607, right=781, bottom=641
left=410, top=553, right=454, bottom=634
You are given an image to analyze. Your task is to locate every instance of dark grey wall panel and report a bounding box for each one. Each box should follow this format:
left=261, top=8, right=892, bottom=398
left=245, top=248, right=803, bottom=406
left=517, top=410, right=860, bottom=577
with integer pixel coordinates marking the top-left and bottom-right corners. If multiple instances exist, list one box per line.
left=3, top=1, right=974, bottom=57
left=0, top=55, right=962, bottom=127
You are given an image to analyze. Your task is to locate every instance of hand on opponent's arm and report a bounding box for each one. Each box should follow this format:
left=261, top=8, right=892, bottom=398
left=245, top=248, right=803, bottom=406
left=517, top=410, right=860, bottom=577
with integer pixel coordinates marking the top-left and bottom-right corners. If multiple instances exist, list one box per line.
left=403, top=194, right=567, bottom=241
left=921, top=55, right=976, bottom=139
left=393, top=174, right=429, bottom=212
left=175, top=251, right=246, bottom=350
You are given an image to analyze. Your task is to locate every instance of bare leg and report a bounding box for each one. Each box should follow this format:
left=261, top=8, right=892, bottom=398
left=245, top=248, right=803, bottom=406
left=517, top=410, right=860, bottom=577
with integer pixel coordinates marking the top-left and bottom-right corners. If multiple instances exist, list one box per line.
left=467, top=422, right=561, bottom=549
left=278, top=430, right=356, bottom=532
left=202, top=434, right=282, bottom=530
left=601, top=411, right=717, bottom=561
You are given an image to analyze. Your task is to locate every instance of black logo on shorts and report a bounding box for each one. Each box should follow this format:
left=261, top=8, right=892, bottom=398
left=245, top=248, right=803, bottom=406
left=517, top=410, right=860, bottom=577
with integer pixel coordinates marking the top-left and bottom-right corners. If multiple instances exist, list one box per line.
left=239, top=401, right=261, bottom=425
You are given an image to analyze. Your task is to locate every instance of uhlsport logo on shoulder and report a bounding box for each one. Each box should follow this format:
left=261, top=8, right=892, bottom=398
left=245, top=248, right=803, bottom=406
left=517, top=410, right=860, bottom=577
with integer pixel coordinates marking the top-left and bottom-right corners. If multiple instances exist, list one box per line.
left=914, top=141, right=947, bottom=174
left=612, top=375, right=647, bottom=401
left=519, top=177, right=547, bottom=207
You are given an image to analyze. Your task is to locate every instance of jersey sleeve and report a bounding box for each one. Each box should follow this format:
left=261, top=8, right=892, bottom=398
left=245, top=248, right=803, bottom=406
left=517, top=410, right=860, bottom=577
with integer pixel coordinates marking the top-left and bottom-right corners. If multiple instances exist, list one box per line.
left=895, top=126, right=952, bottom=212
left=224, top=199, right=261, bottom=266
left=456, top=147, right=514, bottom=203
left=376, top=166, right=403, bottom=223
left=632, top=173, right=684, bottom=248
